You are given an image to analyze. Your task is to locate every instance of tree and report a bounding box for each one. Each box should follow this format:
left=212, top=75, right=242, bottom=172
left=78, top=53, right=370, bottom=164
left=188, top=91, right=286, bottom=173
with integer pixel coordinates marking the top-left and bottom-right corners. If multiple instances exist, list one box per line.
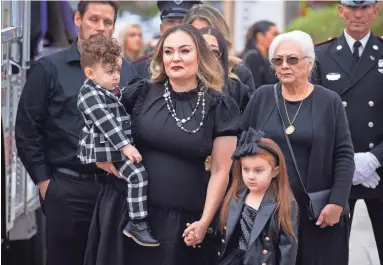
left=286, top=4, right=383, bottom=43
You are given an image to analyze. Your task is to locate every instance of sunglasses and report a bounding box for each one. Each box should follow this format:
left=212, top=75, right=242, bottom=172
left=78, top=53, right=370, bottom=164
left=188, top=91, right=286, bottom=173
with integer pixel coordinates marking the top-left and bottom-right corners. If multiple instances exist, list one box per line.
left=210, top=49, right=222, bottom=59
left=271, top=56, right=308, bottom=66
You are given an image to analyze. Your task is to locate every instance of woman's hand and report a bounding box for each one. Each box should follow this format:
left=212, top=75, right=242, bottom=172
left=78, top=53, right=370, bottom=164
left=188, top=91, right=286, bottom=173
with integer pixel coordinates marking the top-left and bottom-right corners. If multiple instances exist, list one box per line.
left=316, top=204, right=343, bottom=228
left=96, top=162, right=120, bottom=178
left=182, top=220, right=209, bottom=247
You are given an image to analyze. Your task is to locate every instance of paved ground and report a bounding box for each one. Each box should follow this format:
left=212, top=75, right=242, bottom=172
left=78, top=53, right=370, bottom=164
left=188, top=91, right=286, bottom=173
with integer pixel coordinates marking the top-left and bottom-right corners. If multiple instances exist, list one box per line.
left=349, top=200, right=380, bottom=265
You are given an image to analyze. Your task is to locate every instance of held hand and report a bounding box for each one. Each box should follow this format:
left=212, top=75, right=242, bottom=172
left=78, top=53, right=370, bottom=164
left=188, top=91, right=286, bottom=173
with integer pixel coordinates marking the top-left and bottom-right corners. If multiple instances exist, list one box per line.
left=39, top=179, right=51, bottom=200
left=182, top=220, right=209, bottom=247
left=122, top=144, right=142, bottom=164
left=316, top=204, right=343, bottom=228
left=95, top=162, right=120, bottom=178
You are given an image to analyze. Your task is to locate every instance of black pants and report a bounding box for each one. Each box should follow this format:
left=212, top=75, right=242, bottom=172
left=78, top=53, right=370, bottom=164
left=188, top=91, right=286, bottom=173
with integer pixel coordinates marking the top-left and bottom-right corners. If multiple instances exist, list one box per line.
left=41, top=171, right=101, bottom=265
left=349, top=198, right=383, bottom=264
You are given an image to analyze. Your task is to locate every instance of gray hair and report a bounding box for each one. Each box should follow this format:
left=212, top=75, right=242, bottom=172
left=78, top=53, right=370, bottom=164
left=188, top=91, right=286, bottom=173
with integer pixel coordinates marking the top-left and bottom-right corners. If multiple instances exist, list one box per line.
left=268, top=30, right=316, bottom=68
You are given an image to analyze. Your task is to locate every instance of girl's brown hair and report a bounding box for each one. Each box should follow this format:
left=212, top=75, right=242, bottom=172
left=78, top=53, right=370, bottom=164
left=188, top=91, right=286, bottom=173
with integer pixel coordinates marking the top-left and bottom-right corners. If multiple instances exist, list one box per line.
left=183, top=4, right=241, bottom=80
left=150, top=24, right=224, bottom=92
left=219, top=137, right=297, bottom=240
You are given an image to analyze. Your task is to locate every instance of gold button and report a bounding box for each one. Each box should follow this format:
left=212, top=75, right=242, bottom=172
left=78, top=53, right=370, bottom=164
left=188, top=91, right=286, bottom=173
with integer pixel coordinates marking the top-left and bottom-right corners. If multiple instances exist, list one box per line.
left=218, top=252, right=221, bottom=256
left=265, top=236, right=270, bottom=241
left=224, top=226, right=227, bottom=230
left=262, top=249, right=268, bottom=255
left=221, top=239, right=225, bottom=243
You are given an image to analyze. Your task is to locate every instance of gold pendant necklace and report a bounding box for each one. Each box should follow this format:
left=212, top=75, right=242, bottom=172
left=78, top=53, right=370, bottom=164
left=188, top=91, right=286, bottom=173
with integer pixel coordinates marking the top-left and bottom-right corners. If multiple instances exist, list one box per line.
left=283, top=92, right=306, bottom=135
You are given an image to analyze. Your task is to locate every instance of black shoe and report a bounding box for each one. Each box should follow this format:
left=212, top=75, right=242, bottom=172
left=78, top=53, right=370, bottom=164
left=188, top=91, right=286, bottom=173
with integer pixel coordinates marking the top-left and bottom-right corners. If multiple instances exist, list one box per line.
left=123, top=220, right=160, bottom=247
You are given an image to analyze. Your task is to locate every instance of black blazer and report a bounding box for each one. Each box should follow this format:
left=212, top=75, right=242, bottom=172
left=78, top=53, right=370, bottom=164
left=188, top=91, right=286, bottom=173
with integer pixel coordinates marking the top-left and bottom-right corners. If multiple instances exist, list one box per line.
left=313, top=33, right=383, bottom=199
left=219, top=189, right=298, bottom=265
left=242, top=84, right=355, bottom=207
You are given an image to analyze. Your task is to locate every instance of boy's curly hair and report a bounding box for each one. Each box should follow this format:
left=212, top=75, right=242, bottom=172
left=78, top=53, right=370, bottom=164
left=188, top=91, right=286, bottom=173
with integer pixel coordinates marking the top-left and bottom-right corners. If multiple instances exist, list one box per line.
left=80, top=33, right=122, bottom=70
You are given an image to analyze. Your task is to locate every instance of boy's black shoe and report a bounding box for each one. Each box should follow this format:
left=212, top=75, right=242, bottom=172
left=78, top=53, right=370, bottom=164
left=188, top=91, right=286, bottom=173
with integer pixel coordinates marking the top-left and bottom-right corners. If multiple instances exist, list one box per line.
left=123, top=220, right=160, bottom=247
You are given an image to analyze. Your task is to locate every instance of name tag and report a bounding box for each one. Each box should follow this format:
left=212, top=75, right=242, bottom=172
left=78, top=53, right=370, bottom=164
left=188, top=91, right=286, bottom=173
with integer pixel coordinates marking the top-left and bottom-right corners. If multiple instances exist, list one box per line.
left=326, top=73, right=341, bottom=81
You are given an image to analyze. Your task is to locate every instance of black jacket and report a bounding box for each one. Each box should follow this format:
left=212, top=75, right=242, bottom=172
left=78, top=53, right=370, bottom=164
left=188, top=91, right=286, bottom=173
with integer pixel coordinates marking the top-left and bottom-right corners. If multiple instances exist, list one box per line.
left=131, top=53, right=153, bottom=79
left=313, top=33, right=383, bottom=199
left=242, top=48, right=278, bottom=90
left=226, top=78, right=251, bottom=113
left=232, top=63, right=256, bottom=92
left=218, top=189, right=298, bottom=265
left=242, top=84, right=355, bottom=207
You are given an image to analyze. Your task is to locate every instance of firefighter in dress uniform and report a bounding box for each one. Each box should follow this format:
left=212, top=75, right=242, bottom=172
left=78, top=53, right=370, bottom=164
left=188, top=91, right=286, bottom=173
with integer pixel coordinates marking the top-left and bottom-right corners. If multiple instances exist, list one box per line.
left=313, top=1, right=383, bottom=263
left=132, top=0, right=201, bottom=79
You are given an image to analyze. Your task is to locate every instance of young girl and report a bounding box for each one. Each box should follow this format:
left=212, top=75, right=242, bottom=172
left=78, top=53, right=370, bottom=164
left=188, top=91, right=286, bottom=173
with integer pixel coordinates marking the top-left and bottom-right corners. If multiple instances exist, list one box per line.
left=218, top=128, right=298, bottom=265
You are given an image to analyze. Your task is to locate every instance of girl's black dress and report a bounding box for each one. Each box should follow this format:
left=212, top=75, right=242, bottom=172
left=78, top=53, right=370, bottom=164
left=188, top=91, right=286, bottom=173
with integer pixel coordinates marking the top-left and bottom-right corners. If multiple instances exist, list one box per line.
left=219, top=203, right=258, bottom=265
left=83, top=80, right=241, bottom=265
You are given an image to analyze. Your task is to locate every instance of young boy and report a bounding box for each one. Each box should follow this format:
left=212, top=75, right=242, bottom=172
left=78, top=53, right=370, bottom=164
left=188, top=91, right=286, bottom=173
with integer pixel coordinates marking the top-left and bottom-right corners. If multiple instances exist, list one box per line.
left=77, top=34, right=159, bottom=247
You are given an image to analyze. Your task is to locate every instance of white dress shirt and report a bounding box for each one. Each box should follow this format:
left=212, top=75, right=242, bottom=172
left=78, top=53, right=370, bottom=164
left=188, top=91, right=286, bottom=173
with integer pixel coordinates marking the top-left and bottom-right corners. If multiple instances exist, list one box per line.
left=344, top=29, right=370, bottom=57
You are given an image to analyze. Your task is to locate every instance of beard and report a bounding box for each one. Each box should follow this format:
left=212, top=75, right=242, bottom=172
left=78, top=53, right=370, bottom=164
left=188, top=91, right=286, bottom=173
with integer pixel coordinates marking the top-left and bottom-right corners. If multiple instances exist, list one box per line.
left=78, top=25, right=112, bottom=41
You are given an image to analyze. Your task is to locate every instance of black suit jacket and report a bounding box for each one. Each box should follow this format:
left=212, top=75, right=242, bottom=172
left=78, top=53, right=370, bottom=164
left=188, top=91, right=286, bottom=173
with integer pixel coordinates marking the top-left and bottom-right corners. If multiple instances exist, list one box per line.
left=219, top=189, right=298, bottom=265
left=313, top=33, right=383, bottom=199
left=242, top=84, right=355, bottom=207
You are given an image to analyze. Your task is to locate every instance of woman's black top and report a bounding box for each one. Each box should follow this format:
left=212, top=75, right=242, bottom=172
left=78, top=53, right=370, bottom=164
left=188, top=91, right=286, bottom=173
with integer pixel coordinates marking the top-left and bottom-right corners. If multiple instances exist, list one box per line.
left=226, top=78, right=252, bottom=113
left=123, top=80, right=241, bottom=212
left=242, top=48, right=278, bottom=90
left=262, top=91, right=314, bottom=199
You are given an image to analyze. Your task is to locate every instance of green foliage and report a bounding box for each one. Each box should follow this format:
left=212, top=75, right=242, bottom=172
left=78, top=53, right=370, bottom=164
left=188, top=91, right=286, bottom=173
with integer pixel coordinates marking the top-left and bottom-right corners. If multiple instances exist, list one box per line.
left=285, top=5, right=383, bottom=43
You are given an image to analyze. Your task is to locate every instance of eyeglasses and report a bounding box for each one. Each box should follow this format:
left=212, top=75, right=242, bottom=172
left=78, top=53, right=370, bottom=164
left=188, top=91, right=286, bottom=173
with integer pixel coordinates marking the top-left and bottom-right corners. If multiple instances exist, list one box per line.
left=271, top=56, right=308, bottom=66
left=210, top=49, right=222, bottom=59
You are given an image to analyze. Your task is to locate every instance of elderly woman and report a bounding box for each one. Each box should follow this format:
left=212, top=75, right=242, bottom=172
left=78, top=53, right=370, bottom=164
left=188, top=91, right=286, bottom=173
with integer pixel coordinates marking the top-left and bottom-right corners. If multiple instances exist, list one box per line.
left=184, top=4, right=256, bottom=93
left=117, top=23, right=143, bottom=62
left=241, top=30, right=355, bottom=265
left=83, top=24, right=241, bottom=265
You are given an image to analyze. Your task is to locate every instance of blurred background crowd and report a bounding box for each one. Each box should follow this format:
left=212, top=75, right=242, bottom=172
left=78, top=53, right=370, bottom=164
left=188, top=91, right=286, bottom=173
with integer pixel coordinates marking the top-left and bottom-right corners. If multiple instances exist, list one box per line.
left=31, top=0, right=383, bottom=61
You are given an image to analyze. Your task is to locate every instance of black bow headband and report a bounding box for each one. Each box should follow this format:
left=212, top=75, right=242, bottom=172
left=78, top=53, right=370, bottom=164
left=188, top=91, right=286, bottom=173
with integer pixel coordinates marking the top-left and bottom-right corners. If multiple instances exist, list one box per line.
left=232, top=128, right=279, bottom=164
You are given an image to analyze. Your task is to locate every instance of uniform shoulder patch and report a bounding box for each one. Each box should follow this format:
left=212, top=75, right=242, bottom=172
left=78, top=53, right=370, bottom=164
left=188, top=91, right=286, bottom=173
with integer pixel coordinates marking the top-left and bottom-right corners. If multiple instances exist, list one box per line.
left=315, top=37, right=336, bottom=46
left=132, top=53, right=154, bottom=64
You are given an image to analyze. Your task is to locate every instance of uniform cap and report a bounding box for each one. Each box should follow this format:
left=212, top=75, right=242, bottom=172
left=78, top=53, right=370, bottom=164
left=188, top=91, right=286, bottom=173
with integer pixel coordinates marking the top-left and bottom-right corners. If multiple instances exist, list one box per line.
left=340, top=0, right=377, bottom=6
left=157, top=0, right=202, bottom=20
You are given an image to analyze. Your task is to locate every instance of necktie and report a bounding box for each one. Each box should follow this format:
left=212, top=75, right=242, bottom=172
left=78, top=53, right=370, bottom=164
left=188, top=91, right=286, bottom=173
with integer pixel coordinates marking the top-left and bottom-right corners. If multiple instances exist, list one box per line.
left=353, top=41, right=362, bottom=61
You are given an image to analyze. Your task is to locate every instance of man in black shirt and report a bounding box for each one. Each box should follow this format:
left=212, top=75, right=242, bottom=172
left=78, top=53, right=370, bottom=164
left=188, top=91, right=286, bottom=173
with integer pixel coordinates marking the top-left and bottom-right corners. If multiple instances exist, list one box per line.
left=15, top=1, right=136, bottom=265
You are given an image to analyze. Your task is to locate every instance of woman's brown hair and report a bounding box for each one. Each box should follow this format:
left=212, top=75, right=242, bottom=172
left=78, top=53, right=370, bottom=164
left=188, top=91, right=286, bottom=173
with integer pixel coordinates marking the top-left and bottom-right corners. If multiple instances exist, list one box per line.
left=219, top=137, right=297, bottom=240
left=183, top=4, right=241, bottom=80
left=150, top=24, right=224, bottom=92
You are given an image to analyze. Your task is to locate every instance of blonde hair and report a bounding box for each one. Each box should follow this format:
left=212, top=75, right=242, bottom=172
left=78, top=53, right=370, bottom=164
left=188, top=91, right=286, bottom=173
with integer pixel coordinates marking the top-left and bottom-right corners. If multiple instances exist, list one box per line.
left=117, top=23, right=143, bottom=59
left=150, top=24, right=224, bottom=92
left=183, top=4, right=241, bottom=79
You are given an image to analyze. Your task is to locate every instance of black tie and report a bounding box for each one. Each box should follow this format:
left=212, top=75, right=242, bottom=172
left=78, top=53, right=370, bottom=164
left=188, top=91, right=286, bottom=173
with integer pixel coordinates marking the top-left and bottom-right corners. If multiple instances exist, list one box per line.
left=353, top=41, right=362, bottom=61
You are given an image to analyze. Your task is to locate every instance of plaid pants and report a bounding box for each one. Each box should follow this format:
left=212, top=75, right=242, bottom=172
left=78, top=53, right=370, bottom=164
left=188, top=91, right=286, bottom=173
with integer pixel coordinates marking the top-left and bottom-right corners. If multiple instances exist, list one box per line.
left=114, top=160, right=148, bottom=219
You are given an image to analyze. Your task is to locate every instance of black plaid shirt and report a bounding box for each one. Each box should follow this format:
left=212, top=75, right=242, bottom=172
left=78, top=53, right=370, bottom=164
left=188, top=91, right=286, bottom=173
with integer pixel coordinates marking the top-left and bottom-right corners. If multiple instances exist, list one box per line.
left=77, top=79, right=132, bottom=163
left=15, top=43, right=136, bottom=184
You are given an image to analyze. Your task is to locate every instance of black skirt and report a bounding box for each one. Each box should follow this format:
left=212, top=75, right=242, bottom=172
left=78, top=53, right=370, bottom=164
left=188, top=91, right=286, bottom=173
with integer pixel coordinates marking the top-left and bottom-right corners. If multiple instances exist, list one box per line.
left=296, top=205, right=350, bottom=265
left=84, top=176, right=212, bottom=265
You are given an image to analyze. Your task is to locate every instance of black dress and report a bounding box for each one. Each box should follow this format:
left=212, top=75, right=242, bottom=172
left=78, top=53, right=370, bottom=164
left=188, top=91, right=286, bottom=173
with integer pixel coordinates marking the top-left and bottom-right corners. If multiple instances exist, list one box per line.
left=242, top=48, right=278, bottom=90
left=83, top=80, right=241, bottom=265
left=219, top=203, right=258, bottom=265
left=260, top=89, right=350, bottom=265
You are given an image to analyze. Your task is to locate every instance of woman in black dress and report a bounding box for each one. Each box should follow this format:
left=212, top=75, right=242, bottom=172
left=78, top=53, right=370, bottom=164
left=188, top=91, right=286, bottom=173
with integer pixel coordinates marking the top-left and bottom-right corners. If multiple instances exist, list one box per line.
left=241, top=30, right=355, bottom=265
left=84, top=24, right=241, bottom=265
left=200, top=27, right=251, bottom=113
left=184, top=4, right=256, bottom=93
left=241, top=20, right=279, bottom=89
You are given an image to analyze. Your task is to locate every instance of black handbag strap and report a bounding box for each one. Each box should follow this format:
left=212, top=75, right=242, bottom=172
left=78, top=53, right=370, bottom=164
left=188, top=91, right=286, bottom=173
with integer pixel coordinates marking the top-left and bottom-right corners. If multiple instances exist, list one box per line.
left=273, top=84, right=309, bottom=195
